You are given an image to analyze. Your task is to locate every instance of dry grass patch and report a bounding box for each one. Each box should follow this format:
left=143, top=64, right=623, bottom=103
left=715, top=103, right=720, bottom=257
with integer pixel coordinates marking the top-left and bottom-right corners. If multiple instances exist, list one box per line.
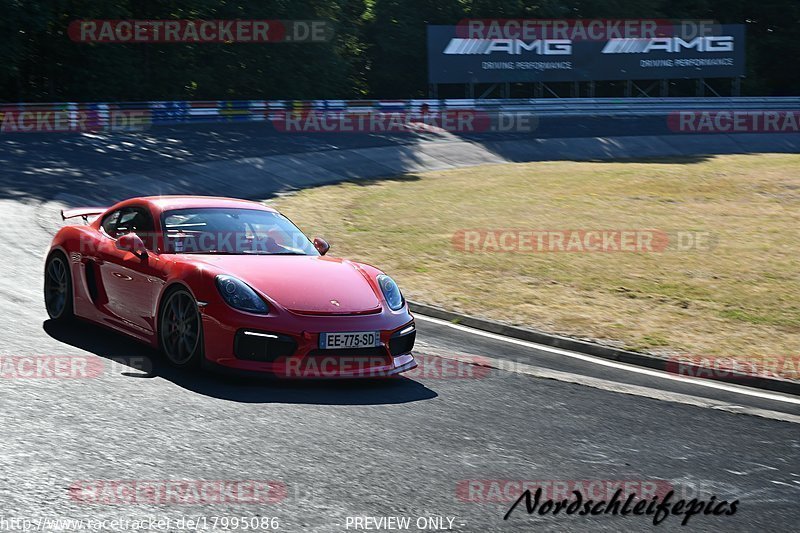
left=270, top=154, right=800, bottom=365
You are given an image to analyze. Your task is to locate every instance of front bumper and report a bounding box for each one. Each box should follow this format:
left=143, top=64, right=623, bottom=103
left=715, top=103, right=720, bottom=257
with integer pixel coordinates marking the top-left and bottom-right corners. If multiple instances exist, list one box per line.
left=203, top=353, right=417, bottom=379
left=199, top=301, right=417, bottom=378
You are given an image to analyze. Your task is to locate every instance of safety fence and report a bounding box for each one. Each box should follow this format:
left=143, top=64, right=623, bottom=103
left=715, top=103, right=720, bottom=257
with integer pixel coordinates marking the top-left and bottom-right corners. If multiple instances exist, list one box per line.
left=1, top=97, right=798, bottom=132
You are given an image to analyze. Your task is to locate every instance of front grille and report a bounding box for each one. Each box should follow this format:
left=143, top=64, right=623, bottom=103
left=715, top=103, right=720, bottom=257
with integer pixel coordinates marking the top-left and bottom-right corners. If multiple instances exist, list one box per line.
left=234, top=330, right=297, bottom=362
left=389, top=327, right=416, bottom=357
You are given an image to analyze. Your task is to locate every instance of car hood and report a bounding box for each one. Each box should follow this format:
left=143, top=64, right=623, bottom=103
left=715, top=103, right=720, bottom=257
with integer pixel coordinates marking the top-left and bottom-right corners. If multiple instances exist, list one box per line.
left=193, top=255, right=383, bottom=315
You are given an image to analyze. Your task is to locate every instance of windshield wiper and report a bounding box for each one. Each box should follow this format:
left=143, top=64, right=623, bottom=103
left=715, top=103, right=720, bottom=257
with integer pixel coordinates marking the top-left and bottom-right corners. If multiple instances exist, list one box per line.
left=180, top=250, right=238, bottom=254
left=176, top=250, right=308, bottom=255
left=242, top=251, right=308, bottom=255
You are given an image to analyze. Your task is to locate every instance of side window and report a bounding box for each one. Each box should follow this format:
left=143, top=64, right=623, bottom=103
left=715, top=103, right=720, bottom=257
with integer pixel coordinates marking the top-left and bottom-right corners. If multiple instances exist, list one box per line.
left=116, top=207, right=156, bottom=250
left=101, top=210, right=121, bottom=238
left=115, top=209, right=137, bottom=236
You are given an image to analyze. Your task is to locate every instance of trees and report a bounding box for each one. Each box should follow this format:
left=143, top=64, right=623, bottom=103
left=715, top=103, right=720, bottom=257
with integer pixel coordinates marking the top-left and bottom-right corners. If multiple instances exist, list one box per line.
left=1, top=0, right=797, bottom=101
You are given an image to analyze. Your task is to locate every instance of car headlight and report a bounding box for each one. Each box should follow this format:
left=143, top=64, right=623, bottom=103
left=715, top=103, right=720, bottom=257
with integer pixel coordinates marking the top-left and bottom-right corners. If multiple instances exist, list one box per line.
left=377, top=275, right=404, bottom=311
left=215, top=275, right=269, bottom=314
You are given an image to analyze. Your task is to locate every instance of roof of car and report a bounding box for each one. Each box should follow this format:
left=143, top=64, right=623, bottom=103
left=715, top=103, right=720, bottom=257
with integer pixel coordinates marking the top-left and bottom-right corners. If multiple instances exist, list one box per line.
left=132, top=196, right=277, bottom=213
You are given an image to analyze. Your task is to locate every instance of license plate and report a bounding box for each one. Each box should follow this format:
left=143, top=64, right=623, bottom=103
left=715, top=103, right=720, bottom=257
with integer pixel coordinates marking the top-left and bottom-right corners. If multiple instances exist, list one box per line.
left=319, top=331, right=380, bottom=349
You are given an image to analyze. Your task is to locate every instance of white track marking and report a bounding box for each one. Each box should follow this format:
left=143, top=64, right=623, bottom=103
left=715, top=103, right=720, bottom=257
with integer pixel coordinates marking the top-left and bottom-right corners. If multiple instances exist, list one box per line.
left=414, top=345, right=800, bottom=424
left=415, top=314, right=800, bottom=407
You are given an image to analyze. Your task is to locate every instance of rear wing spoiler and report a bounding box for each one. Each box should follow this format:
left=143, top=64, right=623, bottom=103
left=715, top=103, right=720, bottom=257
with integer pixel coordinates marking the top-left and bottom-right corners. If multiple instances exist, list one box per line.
left=61, top=207, right=107, bottom=223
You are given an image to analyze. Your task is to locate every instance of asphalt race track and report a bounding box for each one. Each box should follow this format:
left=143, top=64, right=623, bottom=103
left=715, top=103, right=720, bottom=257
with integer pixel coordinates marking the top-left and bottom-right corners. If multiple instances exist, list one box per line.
left=1, top=123, right=798, bottom=532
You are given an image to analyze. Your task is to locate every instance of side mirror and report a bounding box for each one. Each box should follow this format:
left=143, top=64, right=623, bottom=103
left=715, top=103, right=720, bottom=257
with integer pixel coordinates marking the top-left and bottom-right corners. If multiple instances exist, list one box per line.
left=116, top=233, right=147, bottom=259
left=313, top=237, right=330, bottom=256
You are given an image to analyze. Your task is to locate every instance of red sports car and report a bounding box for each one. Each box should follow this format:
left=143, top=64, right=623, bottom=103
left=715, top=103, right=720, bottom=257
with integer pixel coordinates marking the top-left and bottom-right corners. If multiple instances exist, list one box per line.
left=44, top=196, right=417, bottom=378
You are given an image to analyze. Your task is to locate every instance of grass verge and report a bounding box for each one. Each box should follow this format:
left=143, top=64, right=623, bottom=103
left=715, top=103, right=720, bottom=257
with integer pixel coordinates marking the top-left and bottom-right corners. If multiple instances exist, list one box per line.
left=270, top=154, right=800, bottom=369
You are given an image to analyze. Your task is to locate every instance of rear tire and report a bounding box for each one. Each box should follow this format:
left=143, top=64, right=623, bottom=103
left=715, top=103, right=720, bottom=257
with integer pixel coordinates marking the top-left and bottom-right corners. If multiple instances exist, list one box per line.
left=44, top=252, right=73, bottom=320
left=158, top=287, right=204, bottom=368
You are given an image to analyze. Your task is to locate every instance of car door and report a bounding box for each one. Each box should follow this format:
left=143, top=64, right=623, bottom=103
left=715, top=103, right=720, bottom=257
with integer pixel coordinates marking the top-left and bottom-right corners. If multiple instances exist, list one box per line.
left=96, top=205, right=164, bottom=335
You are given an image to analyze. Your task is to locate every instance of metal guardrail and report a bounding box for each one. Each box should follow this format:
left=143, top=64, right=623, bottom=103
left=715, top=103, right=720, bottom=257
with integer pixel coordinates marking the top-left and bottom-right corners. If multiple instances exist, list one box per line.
left=445, top=97, right=800, bottom=116
left=1, top=97, right=798, bottom=131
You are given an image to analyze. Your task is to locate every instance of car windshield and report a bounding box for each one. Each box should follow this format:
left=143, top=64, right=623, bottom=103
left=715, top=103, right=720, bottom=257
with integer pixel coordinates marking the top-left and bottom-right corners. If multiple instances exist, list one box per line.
left=162, top=207, right=318, bottom=256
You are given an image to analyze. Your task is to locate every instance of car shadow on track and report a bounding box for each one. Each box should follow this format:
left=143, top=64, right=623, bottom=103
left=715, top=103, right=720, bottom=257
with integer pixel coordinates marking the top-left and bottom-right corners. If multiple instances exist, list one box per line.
left=43, top=319, right=438, bottom=405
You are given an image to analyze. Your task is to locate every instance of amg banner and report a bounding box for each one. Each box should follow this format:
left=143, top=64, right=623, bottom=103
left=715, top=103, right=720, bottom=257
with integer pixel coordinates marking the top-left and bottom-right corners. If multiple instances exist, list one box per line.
left=427, top=25, right=745, bottom=83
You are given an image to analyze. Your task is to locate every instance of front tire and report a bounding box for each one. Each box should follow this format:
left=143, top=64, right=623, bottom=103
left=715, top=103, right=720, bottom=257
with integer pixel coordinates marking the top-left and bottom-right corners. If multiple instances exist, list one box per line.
left=159, top=287, right=204, bottom=368
left=44, top=252, right=73, bottom=320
